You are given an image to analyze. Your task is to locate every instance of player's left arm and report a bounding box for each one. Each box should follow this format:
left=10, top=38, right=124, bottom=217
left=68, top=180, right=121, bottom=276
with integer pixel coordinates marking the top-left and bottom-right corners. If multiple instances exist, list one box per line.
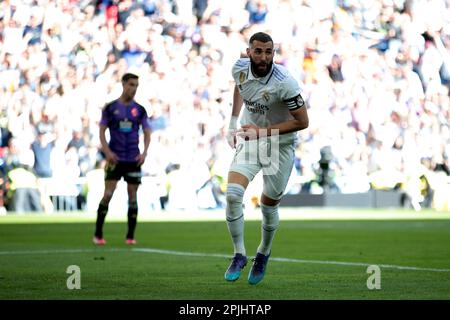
left=136, top=106, right=152, bottom=165
left=137, top=127, right=151, bottom=166
left=239, top=93, right=309, bottom=139
left=240, top=75, right=308, bottom=138
left=268, top=102, right=309, bottom=135
left=269, top=76, right=309, bottom=134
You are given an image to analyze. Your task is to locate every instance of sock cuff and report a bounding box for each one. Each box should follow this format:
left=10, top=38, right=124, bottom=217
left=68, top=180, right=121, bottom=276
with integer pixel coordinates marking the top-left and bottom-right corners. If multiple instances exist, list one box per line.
left=99, top=200, right=109, bottom=208
left=261, top=203, right=279, bottom=229
left=226, top=183, right=245, bottom=197
left=98, top=203, right=108, bottom=215
left=261, top=203, right=279, bottom=215
left=128, top=201, right=138, bottom=210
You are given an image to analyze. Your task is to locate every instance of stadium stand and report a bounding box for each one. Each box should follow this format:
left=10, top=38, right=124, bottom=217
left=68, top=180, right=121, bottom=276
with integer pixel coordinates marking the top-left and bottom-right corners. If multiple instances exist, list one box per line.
left=0, top=0, right=449, bottom=213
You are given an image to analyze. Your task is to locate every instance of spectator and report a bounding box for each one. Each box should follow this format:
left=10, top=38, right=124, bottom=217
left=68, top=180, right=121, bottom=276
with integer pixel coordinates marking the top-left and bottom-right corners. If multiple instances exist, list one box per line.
left=6, top=162, right=43, bottom=213
left=22, top=11, right=43, bottom=46
left=31, top=130, right=54, bottom=179
left=327, top=54, right=344, bottom=82
left=246, top=0, right=268, bottom=25
left=193, top=0, right=209, bottom=22
left=0, top=125, right=12, bottom=152
left=0, top=0, right=449, bottom=213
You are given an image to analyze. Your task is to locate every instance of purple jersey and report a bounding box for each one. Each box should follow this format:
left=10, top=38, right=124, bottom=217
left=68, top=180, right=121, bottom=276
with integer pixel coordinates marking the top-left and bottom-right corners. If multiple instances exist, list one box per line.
left=100, top=100, right=150, bottom=162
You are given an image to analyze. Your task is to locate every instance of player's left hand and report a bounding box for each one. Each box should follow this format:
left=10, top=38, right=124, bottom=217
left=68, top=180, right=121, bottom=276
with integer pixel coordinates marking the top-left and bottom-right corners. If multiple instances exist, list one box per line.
left=136, top=153, right=147, bottom=166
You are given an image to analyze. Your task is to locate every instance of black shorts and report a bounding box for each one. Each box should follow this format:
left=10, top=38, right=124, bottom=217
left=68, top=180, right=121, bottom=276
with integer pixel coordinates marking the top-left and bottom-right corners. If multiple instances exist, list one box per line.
left=104, top=161, right=142, bottom=184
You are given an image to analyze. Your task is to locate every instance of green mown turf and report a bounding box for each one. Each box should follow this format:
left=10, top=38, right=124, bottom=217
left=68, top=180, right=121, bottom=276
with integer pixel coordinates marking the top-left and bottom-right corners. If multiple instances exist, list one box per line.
left=0, top=216, right=449, bottom=299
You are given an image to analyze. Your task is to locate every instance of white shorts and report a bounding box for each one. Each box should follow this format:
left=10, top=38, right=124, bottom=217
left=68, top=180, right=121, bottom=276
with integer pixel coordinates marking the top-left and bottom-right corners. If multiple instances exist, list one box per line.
left=229, top=138, right=295, bottom=200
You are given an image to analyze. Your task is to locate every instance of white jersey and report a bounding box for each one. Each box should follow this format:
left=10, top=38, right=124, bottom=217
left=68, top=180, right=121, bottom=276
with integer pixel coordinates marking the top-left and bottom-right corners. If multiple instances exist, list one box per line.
left=232, top=58, right=305, bottom=145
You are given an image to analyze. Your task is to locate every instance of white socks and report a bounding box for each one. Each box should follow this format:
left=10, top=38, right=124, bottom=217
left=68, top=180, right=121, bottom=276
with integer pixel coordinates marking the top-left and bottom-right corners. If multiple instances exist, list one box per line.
left=226, top=183, right=246, bottom=256
left=257, top=203, right=279, bottom=256
left=226, top=184, right=280, bottom=257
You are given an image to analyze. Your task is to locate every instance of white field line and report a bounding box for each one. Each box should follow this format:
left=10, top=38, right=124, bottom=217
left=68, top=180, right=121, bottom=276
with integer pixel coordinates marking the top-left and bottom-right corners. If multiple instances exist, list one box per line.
left=1, top=247, right=449, bottom=273
left=132, top=248, right=450, bottom=273
left=0, top=248, right=127, bottom=255
left=2, top=209, right=450, bottom=223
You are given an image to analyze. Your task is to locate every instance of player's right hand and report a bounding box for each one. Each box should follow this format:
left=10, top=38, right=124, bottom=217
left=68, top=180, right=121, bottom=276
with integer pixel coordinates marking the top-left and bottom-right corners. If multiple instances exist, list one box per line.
left=226, top=129, right=237, bottom=149
left=106, top=151, right=119, bottom=164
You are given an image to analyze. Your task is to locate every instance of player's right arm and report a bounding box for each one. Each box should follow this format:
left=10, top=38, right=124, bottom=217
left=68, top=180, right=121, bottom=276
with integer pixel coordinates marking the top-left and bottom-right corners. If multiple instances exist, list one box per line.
left=227, top=85, right=244, bottom=148
left=227, top=59, right=248, bottom=148
left=99, top=103, right=118, bottom=164
left=232, top=84, right=244, bottom=117
left=99, top=124, right=118, bottom=164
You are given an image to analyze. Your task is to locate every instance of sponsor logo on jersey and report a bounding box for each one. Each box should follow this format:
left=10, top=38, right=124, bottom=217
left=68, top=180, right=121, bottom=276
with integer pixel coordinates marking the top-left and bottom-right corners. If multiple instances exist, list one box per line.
left=244, top=99, right=269, bottom=115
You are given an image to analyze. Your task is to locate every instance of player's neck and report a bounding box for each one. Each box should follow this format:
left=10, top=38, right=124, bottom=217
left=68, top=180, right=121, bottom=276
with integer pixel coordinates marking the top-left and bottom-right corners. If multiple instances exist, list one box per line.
left=119, top=96, right=134, bottom=105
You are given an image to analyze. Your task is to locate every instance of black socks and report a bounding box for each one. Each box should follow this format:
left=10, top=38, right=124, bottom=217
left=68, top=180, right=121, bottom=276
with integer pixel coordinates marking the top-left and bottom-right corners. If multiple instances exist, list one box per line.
left=95, top=202, right=108, bottom=238
left=126, top=202, right=138, bottom=240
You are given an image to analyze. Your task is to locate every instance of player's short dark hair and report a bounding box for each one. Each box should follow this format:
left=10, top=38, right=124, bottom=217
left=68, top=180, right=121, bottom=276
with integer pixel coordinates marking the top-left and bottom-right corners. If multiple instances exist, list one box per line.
left=121, top=73, right=139, bottom=83
left=249, top=32, right=273, bottom=46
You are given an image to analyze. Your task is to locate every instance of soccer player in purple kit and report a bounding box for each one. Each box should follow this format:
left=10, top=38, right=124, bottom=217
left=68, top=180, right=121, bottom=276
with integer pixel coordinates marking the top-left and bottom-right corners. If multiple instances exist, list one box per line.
left=93, top=73, right=151, bottom=246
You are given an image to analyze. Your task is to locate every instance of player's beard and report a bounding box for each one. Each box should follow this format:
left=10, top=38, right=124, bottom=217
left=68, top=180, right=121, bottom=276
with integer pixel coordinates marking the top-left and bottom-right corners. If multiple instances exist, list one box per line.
left=250, top=57, right=273, bottom=78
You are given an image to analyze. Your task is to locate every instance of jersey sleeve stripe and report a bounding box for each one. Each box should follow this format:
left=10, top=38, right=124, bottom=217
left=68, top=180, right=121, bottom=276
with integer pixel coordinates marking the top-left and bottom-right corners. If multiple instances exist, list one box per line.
left=283, top=95, right=301, bottom=102
left=235, top=60, right=250, bottom=67
left=284, top=94, right=305, bottom=110
left=273, top=68, right=286, bottom=81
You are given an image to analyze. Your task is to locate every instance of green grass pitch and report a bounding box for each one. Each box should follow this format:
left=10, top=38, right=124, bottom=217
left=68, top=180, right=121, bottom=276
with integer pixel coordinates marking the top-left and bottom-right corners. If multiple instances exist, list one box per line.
left=1, top=208, right=450, bottom=300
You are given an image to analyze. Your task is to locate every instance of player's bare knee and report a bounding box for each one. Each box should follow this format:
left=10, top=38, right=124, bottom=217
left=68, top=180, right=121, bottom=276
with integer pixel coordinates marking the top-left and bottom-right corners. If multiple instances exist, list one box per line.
left=260, top=193, right=281, bottom=206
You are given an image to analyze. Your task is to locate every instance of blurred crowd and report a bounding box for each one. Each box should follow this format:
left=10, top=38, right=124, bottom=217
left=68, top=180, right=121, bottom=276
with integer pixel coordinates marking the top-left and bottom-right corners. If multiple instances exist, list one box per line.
left=1, top=0, right=450, bottom=214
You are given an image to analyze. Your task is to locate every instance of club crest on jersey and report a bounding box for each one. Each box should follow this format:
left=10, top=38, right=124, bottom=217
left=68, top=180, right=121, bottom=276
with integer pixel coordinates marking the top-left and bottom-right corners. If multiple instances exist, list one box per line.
left=239, top=72, right=246, bottom=83
left=262, top=91, right=270, bottom=102
left=131, top=108, right=138, bottom=117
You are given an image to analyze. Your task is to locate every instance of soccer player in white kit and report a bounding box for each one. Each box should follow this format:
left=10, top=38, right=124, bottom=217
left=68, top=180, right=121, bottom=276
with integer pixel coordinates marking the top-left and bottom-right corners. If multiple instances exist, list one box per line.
left=224, top=32, right=309, bottom=285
